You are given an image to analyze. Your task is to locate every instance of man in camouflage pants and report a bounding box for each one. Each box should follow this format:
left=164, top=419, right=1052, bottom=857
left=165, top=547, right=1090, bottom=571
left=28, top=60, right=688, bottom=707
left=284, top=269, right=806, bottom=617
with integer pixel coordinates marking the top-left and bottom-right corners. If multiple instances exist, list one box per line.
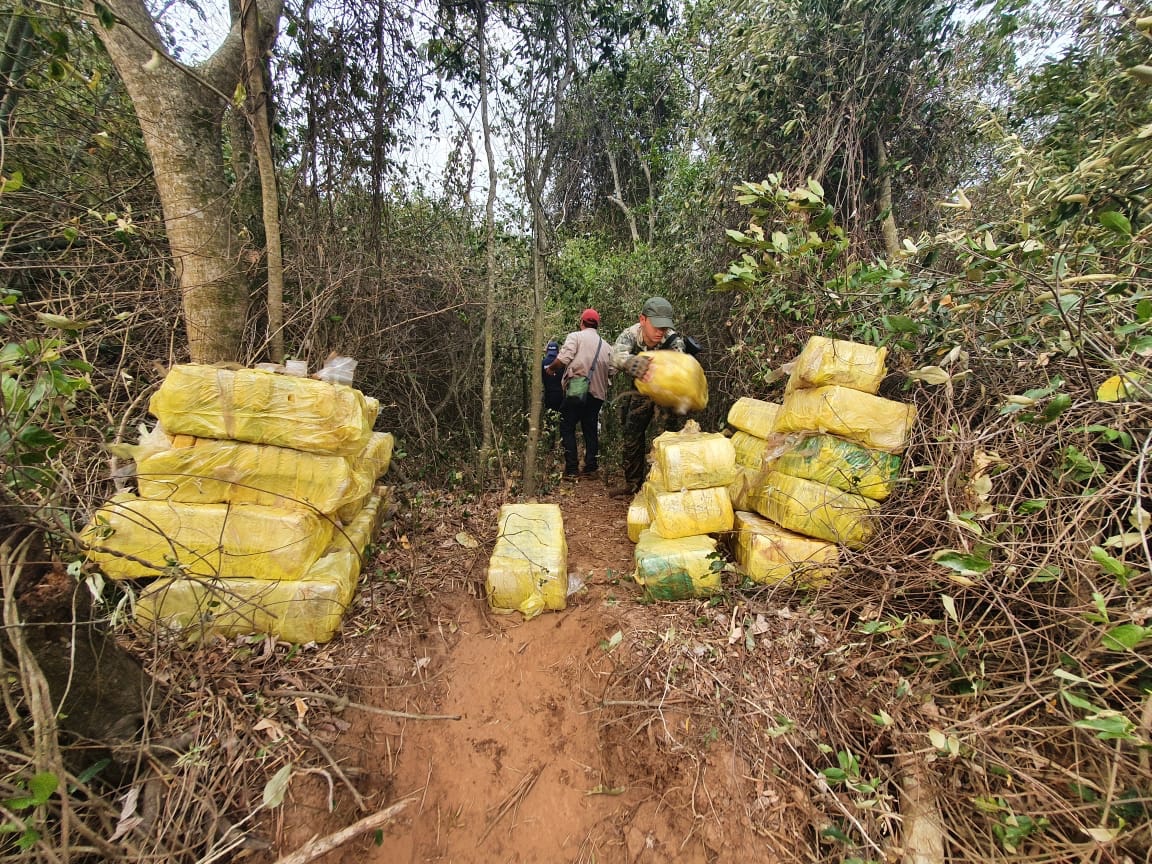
left=609, top=297, right=686, bottom=496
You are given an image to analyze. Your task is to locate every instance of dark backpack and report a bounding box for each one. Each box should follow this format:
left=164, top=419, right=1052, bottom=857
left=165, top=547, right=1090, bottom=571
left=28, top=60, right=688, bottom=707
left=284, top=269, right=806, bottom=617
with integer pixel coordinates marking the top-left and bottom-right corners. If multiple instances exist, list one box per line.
left=542, top=341, right=564, bottom=411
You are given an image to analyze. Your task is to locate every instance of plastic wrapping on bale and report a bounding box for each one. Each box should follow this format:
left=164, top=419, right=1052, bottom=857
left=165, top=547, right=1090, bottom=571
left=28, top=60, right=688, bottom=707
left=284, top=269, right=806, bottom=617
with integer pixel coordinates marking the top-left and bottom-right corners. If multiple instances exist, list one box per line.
left=355, top=432, right=395, bottom=481
left=785, top=336, right=887, bottom=395
left=731, top=430, right=769, bottom=470
left=634, top=530, right=721, bottom=600
left=135, top=435, right=371, bottom=514
left=485, top=504, right=568, bottom=620
left=754, top=470, right=878, bottom=548
left=149, top=364, right=378, bottom=456
left=635, top=351, right=708, bottom=414
left=135, top=557, right=358, bottom=645
left=648, top=486, right=734, bottom=540
left=728, top=466, right=760, bottom=512
left=649, top=423, right=736, bottom=490
left=627, top=487, right=652, bottom=543
left=726, top=397, right=781, bottom=438
left=775, top=385, right=916, bottom=454
left=83, top=493, right=335, bottom=581
left=731, top=510, right=839, bottom=586
left=773, top=434, right=901, bottom=501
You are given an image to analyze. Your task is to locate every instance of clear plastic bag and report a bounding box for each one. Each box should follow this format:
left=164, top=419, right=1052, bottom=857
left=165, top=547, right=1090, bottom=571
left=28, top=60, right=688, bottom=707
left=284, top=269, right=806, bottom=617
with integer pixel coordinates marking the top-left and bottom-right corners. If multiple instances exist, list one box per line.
left=316, top=356, right=357, bottom=386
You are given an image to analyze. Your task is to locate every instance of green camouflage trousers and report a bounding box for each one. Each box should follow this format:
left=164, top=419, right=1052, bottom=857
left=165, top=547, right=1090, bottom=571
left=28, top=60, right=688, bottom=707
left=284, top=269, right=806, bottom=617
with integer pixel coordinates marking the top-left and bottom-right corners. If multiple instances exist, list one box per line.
left=619, top=392, right=686, bottom=490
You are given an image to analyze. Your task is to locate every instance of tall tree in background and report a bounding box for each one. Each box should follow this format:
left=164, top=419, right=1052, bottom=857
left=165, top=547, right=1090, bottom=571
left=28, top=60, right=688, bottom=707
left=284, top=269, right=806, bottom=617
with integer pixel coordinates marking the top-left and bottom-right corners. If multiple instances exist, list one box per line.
left=88, top=0, right=283, bottom=363
left=700, top=0, right=967, bottom=253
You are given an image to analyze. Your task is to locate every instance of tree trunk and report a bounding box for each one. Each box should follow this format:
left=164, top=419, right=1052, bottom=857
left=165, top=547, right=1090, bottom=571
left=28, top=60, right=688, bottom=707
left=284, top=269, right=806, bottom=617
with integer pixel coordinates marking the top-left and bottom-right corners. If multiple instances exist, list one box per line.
left=89, top=0, right=283, bottom=364
left=241, top=0, right=285, bottom=363
left=873, top=131, right=901, bottom=258
left=477, top=2, right=498, bottom=470
left=606, top=148, right=640, bottom=248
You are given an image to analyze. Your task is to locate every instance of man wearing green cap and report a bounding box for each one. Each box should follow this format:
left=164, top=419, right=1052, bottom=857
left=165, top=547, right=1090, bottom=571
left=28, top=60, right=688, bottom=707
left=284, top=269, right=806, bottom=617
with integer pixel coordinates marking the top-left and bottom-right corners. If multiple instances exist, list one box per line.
left=609, top=297, right=687, bottom=496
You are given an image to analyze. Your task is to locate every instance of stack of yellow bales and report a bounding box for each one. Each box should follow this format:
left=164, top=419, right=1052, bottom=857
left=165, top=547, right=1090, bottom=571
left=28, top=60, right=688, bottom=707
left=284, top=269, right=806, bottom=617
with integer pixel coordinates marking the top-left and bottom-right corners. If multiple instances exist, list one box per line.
left=83, top=364, right=393, bottom=644
left=486, top=503, right=567, bottom=620
left=730, top=336, right=914, bottom=587
left=628, top=422, right=737, bottom=600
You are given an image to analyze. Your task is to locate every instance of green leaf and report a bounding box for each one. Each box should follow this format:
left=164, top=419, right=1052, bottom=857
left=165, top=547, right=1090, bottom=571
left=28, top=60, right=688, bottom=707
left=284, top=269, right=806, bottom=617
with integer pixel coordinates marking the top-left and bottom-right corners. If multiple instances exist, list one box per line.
left=1098, top=211, right=1132, bottom=236
left=93, top=2, right=116, bottom=28
left=262, top=763, right=292, bottom=809
left=1101, top=623, right=1149, bottom=651
left=807, top=178, right=824, bottom=198
left=1091, top=546, right=1130, bottom=580
left=1017, top=499, right=1047, bottom=514
left=883, top=315, right=921, bottom=333
left=1, top=171, right=23, bottom=194
left=1041, top=393, right=1071, bottom=422
left=932, top=549, right=992, bottom=575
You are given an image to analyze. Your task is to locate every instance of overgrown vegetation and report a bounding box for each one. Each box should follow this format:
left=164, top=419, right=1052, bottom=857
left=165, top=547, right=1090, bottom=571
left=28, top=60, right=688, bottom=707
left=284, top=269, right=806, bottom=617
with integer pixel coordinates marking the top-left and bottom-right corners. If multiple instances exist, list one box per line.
left=2, top=0, right=1151, bottom=859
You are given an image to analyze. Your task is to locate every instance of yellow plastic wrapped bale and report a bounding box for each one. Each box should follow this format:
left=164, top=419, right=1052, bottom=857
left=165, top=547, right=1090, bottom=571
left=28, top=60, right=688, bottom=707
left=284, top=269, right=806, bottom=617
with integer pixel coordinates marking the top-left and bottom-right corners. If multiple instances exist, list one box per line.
left=135, top=551, right=359, bottom=645
left=149, top=364, right=378, bottom=456
left=731, top=510, right=839, bottom=586
left=486, top=503, right=568, bottom=619
left=357, top=432, right=395, bottom=480
left=636, top=351, right=708, bottom=414
left=135, top=435, right=370, bottom=514
left=728, top=466, right=760, bottom=512
left=753, top=471, right=878, bottom=548
left=627, top=488, right=652, bottom=543
left=774, top=434, right=901, bottom=501
left=83, top=494, right=334, bottom=581
left=785, top=336, right=887, bottom=395
left=634, top=530, right=721, bottom=600
left=775, top=385, right=916, bottom=454
left=330, top=487, right=391, bottom=556
left=726, top=397, right=780, bottom=438
left=649, top=486, right=734, bottom=540
left=650, top=424, right=736, bottom=490
left=731, top=430, right=769, bottom=470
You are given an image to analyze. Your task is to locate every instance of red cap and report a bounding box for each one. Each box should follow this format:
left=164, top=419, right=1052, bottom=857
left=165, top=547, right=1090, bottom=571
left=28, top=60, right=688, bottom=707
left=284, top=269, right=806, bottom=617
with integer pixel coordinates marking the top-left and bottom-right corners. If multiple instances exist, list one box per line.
left=581, top=308, right=600, bottom=325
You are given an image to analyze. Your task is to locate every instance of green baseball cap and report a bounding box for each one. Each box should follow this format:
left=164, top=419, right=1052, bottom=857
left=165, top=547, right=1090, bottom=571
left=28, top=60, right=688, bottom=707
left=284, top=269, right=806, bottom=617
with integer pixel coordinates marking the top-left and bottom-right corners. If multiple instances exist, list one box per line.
left=641, top=296, right=674, bottom=328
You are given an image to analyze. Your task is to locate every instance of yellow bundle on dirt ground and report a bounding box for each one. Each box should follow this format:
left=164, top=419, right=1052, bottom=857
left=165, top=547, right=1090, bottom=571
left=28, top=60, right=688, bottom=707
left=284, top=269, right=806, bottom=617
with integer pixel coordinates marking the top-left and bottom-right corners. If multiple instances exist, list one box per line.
left=134, top=489, right=389, bottom=644
left=726, top=397, right=781, bottom=438
left=785, top=336, right=887, bottom=395
left=135, top=435, right=371, bottom=514
left=83, top=493, right=335, bottom=581
left=754, top=471, right=878, bottom=548
left=775, top=385, right=916, bottom=453
left=773, top=434, right=901, bottom=501
left=135, top=561, right=356, bottom=645
left=485, top=503, right=568, bottom=620
left=627, top=488, right=652, bottom=543
left=649, top=486, right=734, bottom=540
left=731, top=430, right=769, bottom=470
left=330, top=487, right=392, bottom=555
left=149, top=364, right=378, bottom=456
left=633, top=530, right=721, bottom=600
left=731, top=510, right=839, bottom=586
left=636, top=351, right=708, bottom=413
left=650, top=424, right=736, bottom=490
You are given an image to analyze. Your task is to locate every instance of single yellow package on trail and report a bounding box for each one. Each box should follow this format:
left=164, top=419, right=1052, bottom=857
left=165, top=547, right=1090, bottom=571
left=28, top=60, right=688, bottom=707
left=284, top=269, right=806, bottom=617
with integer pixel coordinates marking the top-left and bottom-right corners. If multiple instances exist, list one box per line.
left=774, top=385, right=916, bottom=453
left=486, top=503, right=568, bottom=620
left=636, top=351, right=708, bottom=413
left=772, top=434, right=901, bottom=501
left=648, top=485, right=734, bottom=540
left=149, top=364, right=379, bottom=456
left=134, top=492, right=388, bottom=644
left=135, top=435, right=372, bottom=514
left=730, top=430, right=769, bottom=470
left=785, top=335, right=887, bottom=395
left=633, top=529, right=721, bottom=600
left=83, top=493, right=335, bottom=581
left=731, top=510, right=839, bottom=586
left=650, top=423, right=736, bottom=490
left=726, top=397, right=780, bottom=438
left=627, top=487, right=652, bottom=543
left=753, top=471, right=878, bottom=548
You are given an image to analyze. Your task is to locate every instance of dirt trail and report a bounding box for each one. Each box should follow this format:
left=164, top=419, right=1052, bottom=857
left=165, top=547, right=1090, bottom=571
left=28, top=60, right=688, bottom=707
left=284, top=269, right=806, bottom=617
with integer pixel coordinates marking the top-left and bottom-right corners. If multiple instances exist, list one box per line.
left=270, top=477, right=762, bottom=863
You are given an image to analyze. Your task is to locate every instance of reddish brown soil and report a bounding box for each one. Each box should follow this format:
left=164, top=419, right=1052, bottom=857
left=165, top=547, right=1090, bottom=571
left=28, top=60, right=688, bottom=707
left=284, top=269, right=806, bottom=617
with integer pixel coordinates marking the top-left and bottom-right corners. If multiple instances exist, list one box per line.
left=268, top=475, right=764, bottom=864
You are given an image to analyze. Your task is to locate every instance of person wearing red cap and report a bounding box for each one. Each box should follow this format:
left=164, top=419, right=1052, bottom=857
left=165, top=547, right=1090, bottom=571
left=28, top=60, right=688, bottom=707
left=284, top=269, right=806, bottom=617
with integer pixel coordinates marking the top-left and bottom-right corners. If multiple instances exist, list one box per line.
left=544, top=309, right=612, bottom=477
